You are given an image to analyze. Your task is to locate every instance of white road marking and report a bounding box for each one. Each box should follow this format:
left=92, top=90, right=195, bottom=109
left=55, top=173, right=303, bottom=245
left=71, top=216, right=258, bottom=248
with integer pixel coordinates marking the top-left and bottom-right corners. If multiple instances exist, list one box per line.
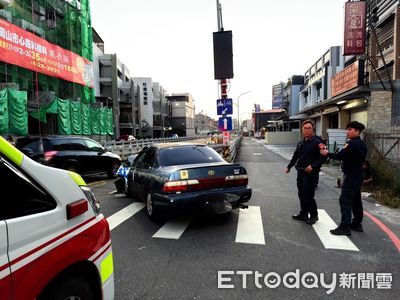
left=235, top=206, right=265, bottom=245
left=253, top=153, right=262, bottom=156
left=152, top=216, right=194, bottom=239
left=87, top=180, right=106, bottom=188
left=312, top=209, right=359, bottom=251
left=107, top=203, right=145, bottom=231
left=108, top=190, right=117, bottom=195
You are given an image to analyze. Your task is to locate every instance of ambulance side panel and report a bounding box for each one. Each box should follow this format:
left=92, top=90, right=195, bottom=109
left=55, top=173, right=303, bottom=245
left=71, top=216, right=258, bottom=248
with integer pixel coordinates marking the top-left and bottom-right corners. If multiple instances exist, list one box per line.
left=0, top=221, right=12, bottom=300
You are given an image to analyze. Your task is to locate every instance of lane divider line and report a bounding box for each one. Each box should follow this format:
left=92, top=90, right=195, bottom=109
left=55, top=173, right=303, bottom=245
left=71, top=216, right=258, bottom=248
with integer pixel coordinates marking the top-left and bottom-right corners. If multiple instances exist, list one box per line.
left=107, top=203, right=145, bottom=231
left=313, top=209, right=359, bottom=251
left=152, top=216, right=194, bottom=239
left=364, top=211, right=400, bottom=253
left=235, top=206, right=265, bottom=245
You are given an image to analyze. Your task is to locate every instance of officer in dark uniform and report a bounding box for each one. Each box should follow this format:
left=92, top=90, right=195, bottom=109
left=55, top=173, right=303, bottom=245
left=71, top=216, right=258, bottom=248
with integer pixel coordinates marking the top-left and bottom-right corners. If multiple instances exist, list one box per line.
left=320, top=121, right=367, bottom=236
left=285, top=120, right=324, bottom=225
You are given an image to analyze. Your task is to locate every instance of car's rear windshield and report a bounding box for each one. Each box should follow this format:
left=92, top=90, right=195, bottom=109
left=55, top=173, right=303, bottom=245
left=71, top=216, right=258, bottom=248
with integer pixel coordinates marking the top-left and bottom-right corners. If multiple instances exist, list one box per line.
left=159, top=146, right=224, bottom=166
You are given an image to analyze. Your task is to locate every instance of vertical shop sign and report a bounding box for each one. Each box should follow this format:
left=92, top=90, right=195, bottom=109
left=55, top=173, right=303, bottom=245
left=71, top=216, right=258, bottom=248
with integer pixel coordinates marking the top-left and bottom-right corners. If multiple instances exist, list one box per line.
left=343, top=1, right=367, bottom=55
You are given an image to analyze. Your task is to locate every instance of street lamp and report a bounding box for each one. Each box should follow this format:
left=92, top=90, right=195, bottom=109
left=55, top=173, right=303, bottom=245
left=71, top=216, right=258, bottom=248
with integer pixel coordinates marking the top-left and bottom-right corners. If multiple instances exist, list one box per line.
left=237, top=90, right=251, bottom=134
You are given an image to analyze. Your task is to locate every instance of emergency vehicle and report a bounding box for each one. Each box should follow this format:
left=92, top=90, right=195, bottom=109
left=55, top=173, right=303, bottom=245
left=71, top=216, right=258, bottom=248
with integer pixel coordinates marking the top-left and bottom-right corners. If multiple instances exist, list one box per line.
left=0, top=135, right=114, bottom=299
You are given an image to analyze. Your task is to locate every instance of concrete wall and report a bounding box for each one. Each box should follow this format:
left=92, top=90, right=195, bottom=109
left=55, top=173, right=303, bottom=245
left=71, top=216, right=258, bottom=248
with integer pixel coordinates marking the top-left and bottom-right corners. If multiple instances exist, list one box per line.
left=264, top=131, right=300, bottom=145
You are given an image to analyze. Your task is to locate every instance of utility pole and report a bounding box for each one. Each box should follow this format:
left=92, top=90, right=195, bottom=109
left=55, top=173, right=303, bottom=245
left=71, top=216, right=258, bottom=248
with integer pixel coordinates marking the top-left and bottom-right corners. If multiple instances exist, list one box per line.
left=216, top=0, right=223, bottom=31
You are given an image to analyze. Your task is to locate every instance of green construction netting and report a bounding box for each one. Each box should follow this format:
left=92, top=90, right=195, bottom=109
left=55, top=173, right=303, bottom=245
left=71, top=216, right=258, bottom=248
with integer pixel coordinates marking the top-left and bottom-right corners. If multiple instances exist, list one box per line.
left=106, top=108, right=114, bottom=135
left=81, top=0, right=93, bottom=60
left=0, top=89, right=28, bottom=136
left=8, top=90, right=28, bottom=136
left=91, top=107, right=100, bottom=135
left=28, top=97, right=113, bottom=136
left=82, top=103, right=91, bottom=135
left=0, top=89, right=8, bottom=133
left=100, top=108, right=107, bottom=135
left=57, top=98, right=72, bottom=135
left=70, top=100, right=82, bottom=135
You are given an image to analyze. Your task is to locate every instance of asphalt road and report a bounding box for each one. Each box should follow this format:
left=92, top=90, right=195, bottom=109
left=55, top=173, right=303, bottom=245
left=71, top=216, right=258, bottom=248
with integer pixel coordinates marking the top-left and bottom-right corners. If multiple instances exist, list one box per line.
left=88, top=137, right=400, bottom=299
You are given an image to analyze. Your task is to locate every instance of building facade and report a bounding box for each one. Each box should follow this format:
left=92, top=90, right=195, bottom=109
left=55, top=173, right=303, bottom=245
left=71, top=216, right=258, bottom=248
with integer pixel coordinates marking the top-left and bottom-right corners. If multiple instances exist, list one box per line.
left=0, top=0, right=99, bottom=136
left=167, top=93, right=195, bottom=137
left=284, top=75, right=304, bottom=117
left=272, top=82, right=286, bottom=109
left=195, top=113, right=216, bottom=135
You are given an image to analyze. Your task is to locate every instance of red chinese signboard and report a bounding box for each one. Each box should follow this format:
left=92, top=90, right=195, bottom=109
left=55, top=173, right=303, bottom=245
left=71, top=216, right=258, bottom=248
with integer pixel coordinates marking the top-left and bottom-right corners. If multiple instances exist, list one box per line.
left=343, top=1, right=367, bottom=55
left=0, top=19, right=93, bottom=87
left=331, top=61, right=360, bottom=97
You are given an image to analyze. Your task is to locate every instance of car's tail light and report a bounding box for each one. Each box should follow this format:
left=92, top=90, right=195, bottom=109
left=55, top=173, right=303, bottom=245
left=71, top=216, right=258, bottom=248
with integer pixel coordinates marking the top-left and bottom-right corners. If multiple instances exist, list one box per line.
left=44, top=150, right=58, bottom=161
left=80, top=186, right=100, bottom=215
left=225, top=174, right=248, bottom=186
left=162, top=180, right=199, bottom=193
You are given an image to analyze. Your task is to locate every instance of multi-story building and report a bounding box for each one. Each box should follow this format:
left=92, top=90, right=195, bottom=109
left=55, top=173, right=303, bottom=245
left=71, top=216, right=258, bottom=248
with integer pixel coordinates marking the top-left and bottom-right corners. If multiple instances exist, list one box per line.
left=364, top=0, right=400, bottom=131
left=0, top=0, right=100, bottom=136
left=292, top=1, right=400, bottom=138
left=152, top=82, right=170, bottom=138
left=296, top=46, right=344, bottom=137
left=132, top=77, right=154, bottom=138
left=272, top=82, right=286, bottom=109
left=195, top=113, right=216, bottom=135
left=284, top=75, right=304, bottom=117
left=167, top=93, right=195, bottom=136
left=93, top=40, right=135, bottom=138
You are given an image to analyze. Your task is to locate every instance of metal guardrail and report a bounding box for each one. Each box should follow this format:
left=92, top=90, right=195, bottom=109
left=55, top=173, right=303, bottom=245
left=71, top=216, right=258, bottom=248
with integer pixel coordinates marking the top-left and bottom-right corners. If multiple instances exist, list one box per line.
left=102, top=135, right=242, bottom=162
left=101, top=136, right=199, bottom=159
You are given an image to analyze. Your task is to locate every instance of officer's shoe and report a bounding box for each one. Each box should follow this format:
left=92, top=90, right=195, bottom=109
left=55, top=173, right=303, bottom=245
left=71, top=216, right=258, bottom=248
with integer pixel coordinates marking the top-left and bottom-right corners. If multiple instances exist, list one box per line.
left=330, top=227, right=351, bottom=236
left=350, top=223, right=364, bottom=232
left=306, top=216, right=318, bottom=225
left=292, top=214, right=308, bottom=221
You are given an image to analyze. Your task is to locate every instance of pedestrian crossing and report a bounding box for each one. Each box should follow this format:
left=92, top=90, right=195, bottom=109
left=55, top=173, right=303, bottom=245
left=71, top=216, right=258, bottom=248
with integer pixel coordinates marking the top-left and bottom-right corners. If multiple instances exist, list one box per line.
left=106, top=204, right=359, bottom=251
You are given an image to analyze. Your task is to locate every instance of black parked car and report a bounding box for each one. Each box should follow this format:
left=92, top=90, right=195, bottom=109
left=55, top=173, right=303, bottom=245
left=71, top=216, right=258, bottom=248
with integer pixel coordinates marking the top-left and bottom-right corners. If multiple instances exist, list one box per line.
left=16, top=136, right=121, bottom=178
left=126, top=143, right=252, bottom=220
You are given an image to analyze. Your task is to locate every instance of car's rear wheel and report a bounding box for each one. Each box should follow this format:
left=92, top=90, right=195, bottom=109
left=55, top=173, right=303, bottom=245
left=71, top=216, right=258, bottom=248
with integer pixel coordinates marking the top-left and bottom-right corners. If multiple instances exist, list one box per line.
left=146, top=193, right=161, bottom=221
left=107, top=162, right=120, bottom=179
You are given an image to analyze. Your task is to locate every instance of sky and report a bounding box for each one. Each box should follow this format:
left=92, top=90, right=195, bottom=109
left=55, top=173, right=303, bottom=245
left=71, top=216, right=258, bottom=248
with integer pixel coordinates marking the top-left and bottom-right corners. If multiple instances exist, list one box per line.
left=91, top=0, right=346, bottom=121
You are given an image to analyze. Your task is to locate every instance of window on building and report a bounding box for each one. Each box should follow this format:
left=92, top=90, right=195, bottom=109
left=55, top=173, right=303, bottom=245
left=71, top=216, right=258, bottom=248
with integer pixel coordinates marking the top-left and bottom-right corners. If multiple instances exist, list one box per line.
left=143, top=82, right=147, bottom=86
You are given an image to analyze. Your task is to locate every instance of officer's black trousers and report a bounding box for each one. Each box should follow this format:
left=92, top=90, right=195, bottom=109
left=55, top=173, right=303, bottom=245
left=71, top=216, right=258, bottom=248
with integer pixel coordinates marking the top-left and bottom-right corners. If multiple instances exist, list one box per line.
left=296, top=170, right=318, bottom=218
left=339, top=174, right=364, bottom=229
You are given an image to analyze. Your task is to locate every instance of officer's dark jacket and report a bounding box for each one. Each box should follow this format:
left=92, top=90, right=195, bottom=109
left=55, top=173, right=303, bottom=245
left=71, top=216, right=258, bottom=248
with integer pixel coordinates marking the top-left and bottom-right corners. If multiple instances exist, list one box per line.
left=328, top=136, right=367, bottom=176
left=287, top=135, right=324, bottom=172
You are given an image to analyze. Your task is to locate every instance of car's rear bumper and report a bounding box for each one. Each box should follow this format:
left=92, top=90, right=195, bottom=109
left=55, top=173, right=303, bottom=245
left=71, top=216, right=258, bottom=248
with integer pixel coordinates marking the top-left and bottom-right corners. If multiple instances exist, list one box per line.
left=151, top=186, right=252, bottom=214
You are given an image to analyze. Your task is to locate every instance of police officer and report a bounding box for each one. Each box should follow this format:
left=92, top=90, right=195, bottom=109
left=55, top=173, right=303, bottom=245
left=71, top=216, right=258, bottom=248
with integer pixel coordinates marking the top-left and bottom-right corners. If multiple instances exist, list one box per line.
left=285, top=119, right=324, bottom=225
left=320, top=121, right=367, bottom=236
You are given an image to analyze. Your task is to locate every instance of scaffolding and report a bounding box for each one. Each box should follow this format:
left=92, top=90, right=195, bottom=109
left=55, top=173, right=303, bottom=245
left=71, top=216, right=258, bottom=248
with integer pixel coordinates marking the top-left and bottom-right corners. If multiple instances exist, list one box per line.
left=0, top=0, right=107, bottom=136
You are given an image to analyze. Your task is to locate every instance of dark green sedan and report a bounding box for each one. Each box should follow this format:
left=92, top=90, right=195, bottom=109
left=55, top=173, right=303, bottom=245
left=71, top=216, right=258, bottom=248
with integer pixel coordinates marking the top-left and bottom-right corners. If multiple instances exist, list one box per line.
left=126, top=143, right=252, bottom=220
